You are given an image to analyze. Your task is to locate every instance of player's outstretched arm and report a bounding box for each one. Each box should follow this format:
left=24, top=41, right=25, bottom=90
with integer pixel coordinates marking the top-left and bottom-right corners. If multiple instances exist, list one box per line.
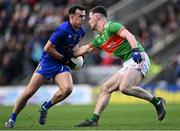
left=73, top=44, right=94, bottom=57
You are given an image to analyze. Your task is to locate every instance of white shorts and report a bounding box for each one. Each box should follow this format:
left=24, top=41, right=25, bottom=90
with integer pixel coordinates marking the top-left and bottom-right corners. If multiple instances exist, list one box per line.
left=118, top=52, right=150, bottom=77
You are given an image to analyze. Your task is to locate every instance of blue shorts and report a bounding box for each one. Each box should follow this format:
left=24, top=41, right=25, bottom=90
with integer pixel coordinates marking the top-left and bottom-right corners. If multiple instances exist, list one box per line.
left=36, top=63, right=71, bottom=80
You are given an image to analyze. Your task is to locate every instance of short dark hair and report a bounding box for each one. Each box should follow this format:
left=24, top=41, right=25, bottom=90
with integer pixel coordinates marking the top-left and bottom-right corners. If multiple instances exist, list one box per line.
left=68, top=5, right=86, bottom=14
left=90, top=6, right=107, bottom=18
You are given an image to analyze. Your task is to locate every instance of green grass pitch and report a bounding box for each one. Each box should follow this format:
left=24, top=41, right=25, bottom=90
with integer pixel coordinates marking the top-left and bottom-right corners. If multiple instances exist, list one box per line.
left=0, top=104, right=179, bottom=130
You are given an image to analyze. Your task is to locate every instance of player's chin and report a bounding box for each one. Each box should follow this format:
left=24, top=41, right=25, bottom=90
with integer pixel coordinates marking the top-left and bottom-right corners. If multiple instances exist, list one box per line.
left=91, top=26, right=95, bottom=30
left=76, top=24, right=83, bottom=28
left=79, top=22, right=84, bottom=25
left=89, top=24, right=95, bottom=30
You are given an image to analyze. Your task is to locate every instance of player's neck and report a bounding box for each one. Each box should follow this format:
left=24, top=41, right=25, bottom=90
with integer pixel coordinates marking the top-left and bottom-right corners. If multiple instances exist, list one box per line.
left=69, top=20, right=79, bottom=31
left=71, top=25, right=79, bottom=31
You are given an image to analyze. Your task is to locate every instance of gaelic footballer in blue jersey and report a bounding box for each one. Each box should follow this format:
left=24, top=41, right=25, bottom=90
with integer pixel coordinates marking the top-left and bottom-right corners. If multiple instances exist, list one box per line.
left=5, top=5, right=86, bottom=128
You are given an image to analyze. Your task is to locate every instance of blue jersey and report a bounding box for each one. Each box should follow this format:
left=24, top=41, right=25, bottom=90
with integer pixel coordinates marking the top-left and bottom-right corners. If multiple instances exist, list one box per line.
left=36, top=21, right=85, bottom=80
left=40, top=21, right=86, bottom=65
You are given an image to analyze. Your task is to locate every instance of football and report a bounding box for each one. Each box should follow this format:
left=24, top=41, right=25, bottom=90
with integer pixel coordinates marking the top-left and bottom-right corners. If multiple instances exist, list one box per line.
left=70, top=56, right=84, bottom=70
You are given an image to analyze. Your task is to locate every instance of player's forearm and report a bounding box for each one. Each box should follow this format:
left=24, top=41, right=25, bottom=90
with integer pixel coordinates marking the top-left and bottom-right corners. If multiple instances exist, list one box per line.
left=46, top=47, right=64, bottom=60
left=125, top=33, right=138, bottom=49
left=73, top=45, right=92, bottom=57
left=44, top=41, right=64, bottom=60
left=73, top=47, right=87, bottom=57
left=118, top=29, right=137, bottom=49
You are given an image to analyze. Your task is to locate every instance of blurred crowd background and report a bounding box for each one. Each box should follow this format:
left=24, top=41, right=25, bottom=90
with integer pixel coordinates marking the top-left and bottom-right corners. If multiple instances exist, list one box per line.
left=0, top=0, right=180, bottom=88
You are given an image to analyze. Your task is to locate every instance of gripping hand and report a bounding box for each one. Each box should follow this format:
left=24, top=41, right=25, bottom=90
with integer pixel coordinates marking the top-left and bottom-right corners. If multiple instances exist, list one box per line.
left=132, top=48, right=142, bottom=64
left=60, top=47, right=74, bottom=64
left=60, top=48, right=77, bottom=69
left=60, top=56, right=76, bottom=69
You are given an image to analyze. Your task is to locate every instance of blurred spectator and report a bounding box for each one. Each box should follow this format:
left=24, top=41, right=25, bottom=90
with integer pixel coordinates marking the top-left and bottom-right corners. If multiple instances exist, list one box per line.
left=136, top=0, right=180, bottom=53
left=0, top=36, right=24, bottom=85
left=148, top=57, right=162, bottom=77
left=100, top=52, right=121, bottom=66
left=100, top=52, right=115, bottom=66
left=27, top=31, right=48, bottom=69
left=170, top=51, right=180, bottom=87
left=85, top=52, right=102, bottom=65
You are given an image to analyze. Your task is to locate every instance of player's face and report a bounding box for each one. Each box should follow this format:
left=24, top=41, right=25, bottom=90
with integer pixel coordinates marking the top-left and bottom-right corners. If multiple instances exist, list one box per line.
left=71, top=9, right=86, bottom=28
left=88, top=12, right=98, bottom=30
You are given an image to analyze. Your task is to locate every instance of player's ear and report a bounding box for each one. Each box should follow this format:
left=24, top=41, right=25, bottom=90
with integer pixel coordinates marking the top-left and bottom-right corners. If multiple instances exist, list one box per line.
left=96, top=15, right=101, bottom=21
left=69, top=14, right=74, bottom=19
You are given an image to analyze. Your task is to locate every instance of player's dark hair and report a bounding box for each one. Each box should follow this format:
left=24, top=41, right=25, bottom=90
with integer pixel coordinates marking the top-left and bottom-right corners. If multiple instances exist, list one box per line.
left=90, top=6, right=107, bottom=18
left=68, top=5, right=86, bottom=14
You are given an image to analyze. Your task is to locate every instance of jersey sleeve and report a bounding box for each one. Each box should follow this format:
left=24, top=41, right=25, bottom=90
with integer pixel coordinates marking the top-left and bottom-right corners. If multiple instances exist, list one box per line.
left=108, top=22, right=125, bottom=34
left=49, top=28, right=66, bottom=46
left=90, top=37, right=100, bottom=49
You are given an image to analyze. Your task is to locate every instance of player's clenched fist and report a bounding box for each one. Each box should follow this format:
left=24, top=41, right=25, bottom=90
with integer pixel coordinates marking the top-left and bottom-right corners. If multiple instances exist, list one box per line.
left=132, top=48, right=142, bottom=64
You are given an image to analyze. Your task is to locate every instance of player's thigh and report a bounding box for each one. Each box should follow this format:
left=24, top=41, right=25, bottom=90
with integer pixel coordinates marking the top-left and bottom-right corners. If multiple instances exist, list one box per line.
left=120, top=67, right=142, bottom=89
left=101, top=72, right=123, bottom=93
left=25, top=72, right=45, bottom=94
left=54, top=71, right=73, bottom=90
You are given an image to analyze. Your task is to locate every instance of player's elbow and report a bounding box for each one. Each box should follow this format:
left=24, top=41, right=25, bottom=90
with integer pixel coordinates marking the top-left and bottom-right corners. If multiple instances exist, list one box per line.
left=44, top=46, right=48, bottom=53
left=44, top=47, right=52, bottom=55
left=44, top=41, right=54, bottom=53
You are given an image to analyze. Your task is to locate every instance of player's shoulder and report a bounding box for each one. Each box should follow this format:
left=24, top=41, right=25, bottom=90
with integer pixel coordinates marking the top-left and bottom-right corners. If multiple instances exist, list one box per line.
left=56, top=21, right=69, bottom=31
left=106, top=21, right=123, bottom=27
left=53, top=21, right=71, bottom=36
left=105, top=21, right=125, bottom=33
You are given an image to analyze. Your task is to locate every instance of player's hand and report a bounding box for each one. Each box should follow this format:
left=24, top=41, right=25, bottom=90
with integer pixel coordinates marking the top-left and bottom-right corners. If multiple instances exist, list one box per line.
left=60, top=47, right=78, bottom=69
left=66, top=59, right=76, bottom=70
left=60, top=56, right=76, bottom=69
left=64, top=46, right=75, bottom=57
left=132, top=48, right=142, bottom=64
left=60, top=47, right=74, bottom=63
